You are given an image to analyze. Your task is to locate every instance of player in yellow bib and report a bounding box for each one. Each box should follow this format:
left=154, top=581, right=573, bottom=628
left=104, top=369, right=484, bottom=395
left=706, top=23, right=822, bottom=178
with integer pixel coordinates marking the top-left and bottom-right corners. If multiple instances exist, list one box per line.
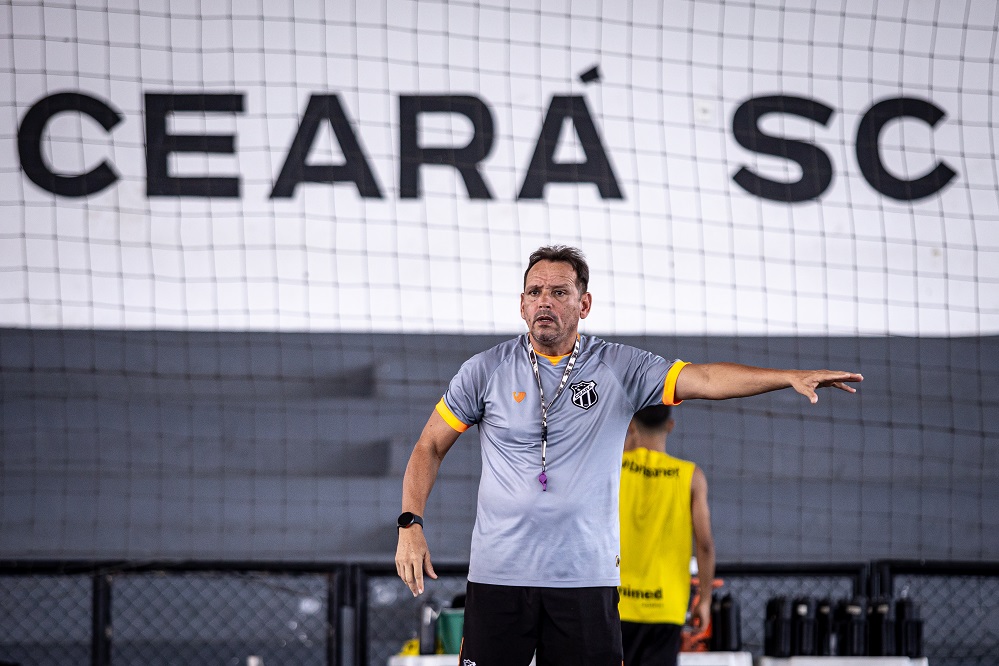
left=619, top=405, right=715, bottom=666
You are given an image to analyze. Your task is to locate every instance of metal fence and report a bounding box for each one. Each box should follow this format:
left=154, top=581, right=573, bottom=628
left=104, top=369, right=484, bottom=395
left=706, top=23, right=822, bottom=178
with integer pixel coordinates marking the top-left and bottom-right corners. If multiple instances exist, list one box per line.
left=0, top=572, right=91, bottom=666
left=1, top=560, right=997, bottom=666
left=0, top=562, right=343, bottom=666
left=873, top=561, right=999, bottom=666
left=359, top=565, right=470, bottom=666
left=709, top=563, right=869, bottom=656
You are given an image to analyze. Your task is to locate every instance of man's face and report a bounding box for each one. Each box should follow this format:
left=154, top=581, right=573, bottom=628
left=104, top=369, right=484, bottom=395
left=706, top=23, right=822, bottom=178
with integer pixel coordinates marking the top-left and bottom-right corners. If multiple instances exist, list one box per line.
left=520, top=260, right=592, bottom=354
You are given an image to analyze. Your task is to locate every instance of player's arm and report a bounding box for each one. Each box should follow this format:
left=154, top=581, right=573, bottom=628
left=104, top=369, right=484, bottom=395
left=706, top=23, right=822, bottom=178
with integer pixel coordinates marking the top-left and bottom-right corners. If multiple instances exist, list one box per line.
left=395, top=409, right=462, bottom=596
left=674, top=362, right=862, bottom=404
left=690, top=466, right=715, bottom=634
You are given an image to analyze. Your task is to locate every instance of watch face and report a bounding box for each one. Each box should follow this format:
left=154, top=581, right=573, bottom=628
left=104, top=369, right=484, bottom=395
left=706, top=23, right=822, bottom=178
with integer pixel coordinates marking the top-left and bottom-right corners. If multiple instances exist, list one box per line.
left=398, top=512, right=416, bottom=528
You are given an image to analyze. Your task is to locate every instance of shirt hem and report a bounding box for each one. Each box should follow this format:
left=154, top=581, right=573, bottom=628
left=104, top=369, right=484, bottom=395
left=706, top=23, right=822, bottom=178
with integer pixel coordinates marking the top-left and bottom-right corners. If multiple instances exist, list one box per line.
left=468, top=573, right=621, bottom=588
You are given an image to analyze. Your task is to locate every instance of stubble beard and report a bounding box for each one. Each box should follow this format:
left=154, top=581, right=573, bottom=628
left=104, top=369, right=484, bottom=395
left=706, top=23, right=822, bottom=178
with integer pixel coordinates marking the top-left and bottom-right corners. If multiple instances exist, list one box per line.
left=531, top=318, right=568, bottom=350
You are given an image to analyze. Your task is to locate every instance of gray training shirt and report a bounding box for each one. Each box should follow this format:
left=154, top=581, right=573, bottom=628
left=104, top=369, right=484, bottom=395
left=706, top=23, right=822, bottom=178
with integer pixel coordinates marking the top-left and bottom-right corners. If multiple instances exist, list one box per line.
left=436, top=334, right=686, bottom=588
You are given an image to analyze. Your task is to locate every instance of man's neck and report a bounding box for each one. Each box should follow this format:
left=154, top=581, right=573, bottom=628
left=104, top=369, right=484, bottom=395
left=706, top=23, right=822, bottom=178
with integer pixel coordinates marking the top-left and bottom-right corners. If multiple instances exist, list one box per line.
left=625, top=435, right=668, bottom=453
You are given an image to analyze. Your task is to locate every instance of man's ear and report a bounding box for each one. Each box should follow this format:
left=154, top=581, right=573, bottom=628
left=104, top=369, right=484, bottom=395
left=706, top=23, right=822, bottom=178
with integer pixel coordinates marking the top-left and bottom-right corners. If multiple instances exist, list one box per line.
left=579, top=292, right=593, bottom=319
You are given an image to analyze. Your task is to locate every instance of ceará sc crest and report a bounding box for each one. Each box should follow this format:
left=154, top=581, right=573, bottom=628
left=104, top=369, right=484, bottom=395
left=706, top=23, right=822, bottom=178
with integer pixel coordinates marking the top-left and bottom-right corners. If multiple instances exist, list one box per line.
left=569, top=380, right=598, bottom=410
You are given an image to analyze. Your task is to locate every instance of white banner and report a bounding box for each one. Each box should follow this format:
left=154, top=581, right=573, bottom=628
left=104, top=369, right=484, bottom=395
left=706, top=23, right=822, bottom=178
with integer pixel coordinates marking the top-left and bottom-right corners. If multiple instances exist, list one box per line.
left=1, top=0, right=996, bottom=335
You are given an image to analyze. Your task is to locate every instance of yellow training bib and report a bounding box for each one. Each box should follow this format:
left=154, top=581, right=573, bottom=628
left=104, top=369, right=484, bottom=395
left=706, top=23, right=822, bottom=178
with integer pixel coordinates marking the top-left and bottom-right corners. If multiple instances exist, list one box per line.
left=618, top=448, right=695, bottom=624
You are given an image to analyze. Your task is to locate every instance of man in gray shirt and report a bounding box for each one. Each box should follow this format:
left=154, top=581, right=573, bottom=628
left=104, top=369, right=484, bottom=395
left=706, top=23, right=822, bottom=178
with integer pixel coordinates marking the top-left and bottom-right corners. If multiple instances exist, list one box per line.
left=396, top=245, right=862, bottom=665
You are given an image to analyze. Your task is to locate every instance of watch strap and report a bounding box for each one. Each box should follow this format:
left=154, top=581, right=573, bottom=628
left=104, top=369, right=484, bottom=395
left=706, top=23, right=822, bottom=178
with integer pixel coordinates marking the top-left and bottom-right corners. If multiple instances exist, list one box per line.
left=397, top=512, right=424, bottom=529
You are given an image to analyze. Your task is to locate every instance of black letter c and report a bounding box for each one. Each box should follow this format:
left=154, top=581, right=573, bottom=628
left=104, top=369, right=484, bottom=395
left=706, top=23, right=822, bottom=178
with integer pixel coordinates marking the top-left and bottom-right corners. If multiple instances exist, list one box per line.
left=856, top=97, right=957, bottom=201
left=18, top=92, right=122, bottom=197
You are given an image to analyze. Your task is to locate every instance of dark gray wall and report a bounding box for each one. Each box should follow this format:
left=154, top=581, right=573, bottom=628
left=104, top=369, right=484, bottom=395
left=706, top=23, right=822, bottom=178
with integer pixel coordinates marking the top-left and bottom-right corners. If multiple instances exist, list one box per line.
left=1, top=329, right=996, bottom=563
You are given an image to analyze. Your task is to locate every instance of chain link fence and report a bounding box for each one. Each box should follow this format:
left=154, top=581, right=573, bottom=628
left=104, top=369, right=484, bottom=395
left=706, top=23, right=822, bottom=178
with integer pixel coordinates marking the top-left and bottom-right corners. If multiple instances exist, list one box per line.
left=712, top=566, right=863, bottom=656
left=363, top=569, right=468, bottom=666
left=885, top=568, right=999, bottom=666
left=110, top=570, right=330, bottom=666
left=0, top=574, right=91, bottom=666
left=0, top=565, right=336, bottom=666
left=2, top=561, right=998, bottom=666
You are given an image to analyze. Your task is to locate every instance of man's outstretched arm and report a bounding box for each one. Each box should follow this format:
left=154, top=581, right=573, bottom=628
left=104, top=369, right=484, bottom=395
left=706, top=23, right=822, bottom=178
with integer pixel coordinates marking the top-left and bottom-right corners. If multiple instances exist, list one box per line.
left=674, top=362, right=863, bottom=404
left=395, top=410, right=461, bottom=596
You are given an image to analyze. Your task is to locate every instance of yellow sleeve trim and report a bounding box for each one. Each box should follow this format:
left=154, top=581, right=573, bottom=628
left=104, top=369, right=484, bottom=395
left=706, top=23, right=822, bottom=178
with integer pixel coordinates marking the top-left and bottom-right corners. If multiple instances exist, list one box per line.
left=436, top=398, right=470, bottom=432
left=662, top=361, right=689, bottom=406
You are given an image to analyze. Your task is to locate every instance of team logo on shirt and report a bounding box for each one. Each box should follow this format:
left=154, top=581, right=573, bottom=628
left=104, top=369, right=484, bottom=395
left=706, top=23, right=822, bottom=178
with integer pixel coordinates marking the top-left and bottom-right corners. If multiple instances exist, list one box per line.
left=513, top=391, right=526, bottom=403
left=569, top=380, right=599, bottom=410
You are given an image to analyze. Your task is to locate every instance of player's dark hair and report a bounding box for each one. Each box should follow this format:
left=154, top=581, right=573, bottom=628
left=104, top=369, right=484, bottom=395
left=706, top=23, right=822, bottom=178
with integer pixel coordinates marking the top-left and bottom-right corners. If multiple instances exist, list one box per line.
left=524, top=245, right=590, bottom=294
left=633, top=404, right=672, bottom=429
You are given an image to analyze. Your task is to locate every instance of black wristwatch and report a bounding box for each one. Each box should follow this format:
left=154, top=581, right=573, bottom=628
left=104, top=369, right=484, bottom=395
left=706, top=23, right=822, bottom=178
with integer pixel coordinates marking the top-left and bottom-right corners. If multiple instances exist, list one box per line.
left=397, top=511, right=424, bottom=530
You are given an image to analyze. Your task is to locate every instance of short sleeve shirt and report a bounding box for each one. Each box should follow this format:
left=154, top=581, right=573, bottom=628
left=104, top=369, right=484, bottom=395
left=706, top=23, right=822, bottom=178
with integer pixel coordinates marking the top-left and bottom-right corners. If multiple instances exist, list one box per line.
left=436, top=334, right=686, bottom=587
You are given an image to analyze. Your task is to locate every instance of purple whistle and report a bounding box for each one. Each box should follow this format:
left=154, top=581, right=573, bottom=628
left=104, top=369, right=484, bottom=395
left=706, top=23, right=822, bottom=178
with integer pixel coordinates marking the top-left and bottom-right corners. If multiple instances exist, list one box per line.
left=538, top=472, right=548, bottom=491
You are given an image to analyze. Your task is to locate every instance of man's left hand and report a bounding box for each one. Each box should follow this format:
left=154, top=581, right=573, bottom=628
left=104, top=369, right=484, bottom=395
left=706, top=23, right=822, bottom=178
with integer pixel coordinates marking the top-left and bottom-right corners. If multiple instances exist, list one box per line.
left=791, top=370, right=864, bottom=404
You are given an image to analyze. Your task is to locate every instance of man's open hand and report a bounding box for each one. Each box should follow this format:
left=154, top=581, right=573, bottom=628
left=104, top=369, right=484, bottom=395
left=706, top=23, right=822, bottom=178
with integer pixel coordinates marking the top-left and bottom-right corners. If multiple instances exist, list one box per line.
left=791, top=370, right=864, bottom=404
left=395, top=526, right=437, bottom=596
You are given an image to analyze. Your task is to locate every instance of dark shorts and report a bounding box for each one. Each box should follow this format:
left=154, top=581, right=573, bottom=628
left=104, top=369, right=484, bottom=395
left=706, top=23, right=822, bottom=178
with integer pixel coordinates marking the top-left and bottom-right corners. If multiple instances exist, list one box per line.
left=620, top=621, right=682, bottom=666
left=459, top=582, right=623, bottom=666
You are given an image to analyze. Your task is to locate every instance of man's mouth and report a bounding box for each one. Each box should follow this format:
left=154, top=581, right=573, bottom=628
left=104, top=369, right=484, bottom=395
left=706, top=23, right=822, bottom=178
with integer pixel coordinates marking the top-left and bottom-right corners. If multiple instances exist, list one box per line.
left=534, top=315, right=556, bottom=325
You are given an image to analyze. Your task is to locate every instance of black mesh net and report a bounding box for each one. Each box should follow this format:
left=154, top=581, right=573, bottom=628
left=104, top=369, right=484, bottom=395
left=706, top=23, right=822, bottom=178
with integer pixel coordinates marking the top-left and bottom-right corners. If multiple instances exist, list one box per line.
left=365, top=571, right=468, bottom=666
left=0, top=574, right=91, bottom=666
left=110, top=571, right=330, bottom=666
left=892, top=573, right=999, bottom=666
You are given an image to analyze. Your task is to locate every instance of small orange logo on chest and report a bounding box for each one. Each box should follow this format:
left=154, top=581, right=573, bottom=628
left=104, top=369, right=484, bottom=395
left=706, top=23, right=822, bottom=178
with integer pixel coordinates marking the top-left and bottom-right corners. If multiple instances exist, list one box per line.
left=513, top=392, right=526, bottom=403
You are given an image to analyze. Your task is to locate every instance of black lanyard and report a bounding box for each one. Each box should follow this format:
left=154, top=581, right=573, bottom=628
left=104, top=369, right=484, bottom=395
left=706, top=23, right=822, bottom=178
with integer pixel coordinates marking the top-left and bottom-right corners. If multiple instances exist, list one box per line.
left=525, top=334, right=580, bottom=491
